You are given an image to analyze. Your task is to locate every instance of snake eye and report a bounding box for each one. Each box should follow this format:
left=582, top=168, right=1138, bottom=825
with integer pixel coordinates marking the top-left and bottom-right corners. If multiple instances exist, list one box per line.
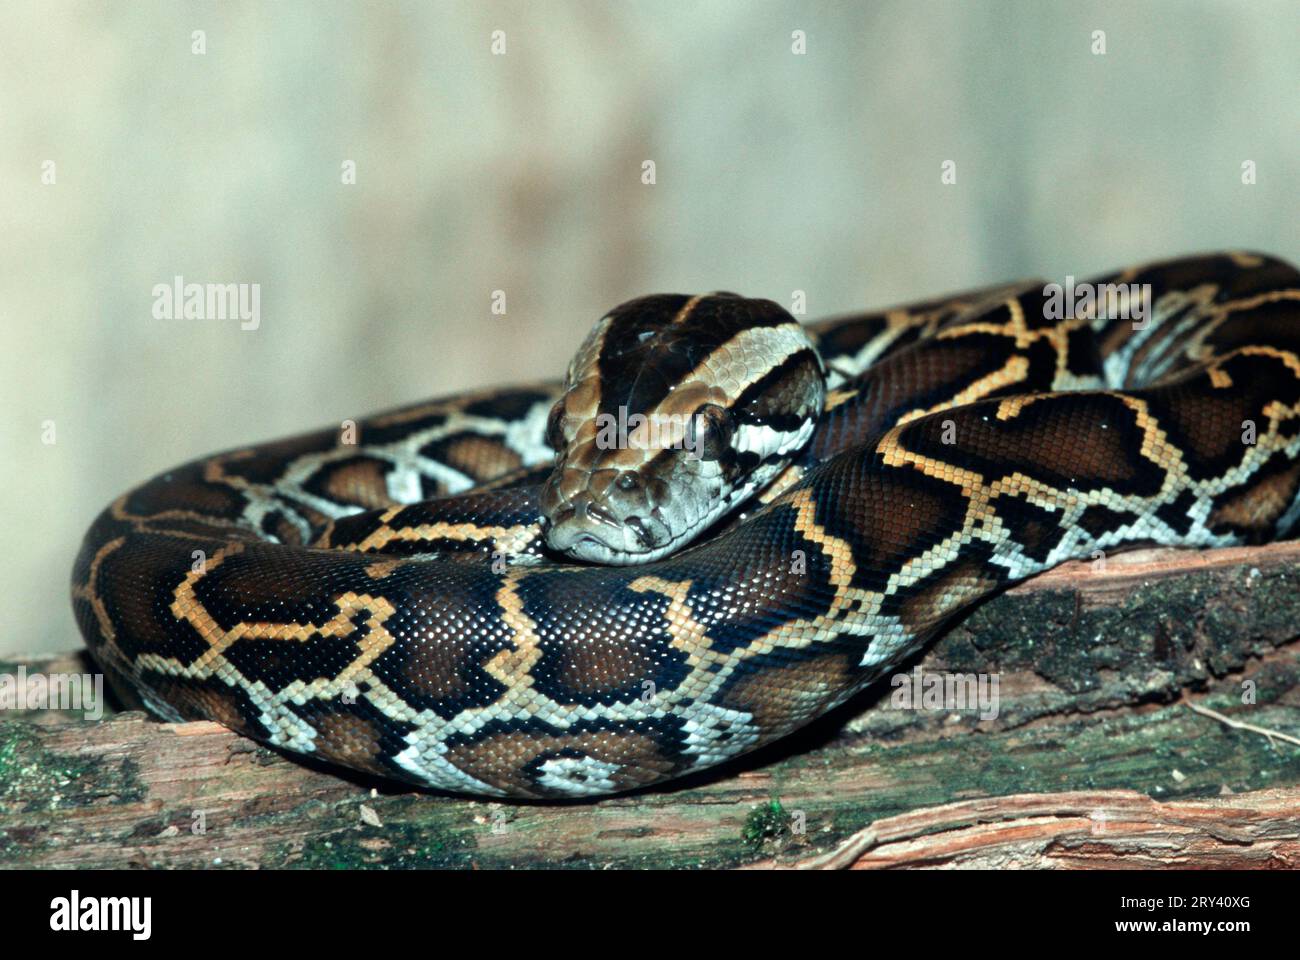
left=546, top=402, right=569, bottom=453
left=687, top=403, right=734, bottom=461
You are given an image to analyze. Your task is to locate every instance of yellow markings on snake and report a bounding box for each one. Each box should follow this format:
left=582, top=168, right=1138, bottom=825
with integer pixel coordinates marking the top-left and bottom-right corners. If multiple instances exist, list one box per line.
left=877, top=427, right=989, bottom=495
left=824, top=387, right=858, bottom=411
left=1208, top=366, right=1234, bottom=389
left=628, top=576, right=712, bottom=660
left=346, top=515, right=540, bottom=553
left=70, top=535, right=126, bottom=646
left=137, top=542, right=397, bottom=699
left=894, top=354, right=1032, bottom=427
left=483, top=570, right=544, bottom=689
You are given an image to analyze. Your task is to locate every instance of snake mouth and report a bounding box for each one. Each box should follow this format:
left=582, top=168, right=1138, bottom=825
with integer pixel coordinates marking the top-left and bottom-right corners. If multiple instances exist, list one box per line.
left=543, top=500, right=681, bottom=565
left=543, top=502, right=660, bottom=561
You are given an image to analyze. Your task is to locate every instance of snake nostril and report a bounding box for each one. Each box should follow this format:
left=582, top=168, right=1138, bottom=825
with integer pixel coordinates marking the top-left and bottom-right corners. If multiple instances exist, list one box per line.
left=616, top=472, right=641, bottom=493
left=583, top=500, right=619, bottom=528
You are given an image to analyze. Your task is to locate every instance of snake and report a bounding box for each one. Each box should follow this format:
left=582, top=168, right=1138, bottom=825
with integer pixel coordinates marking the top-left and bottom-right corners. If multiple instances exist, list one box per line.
left=72, top=252, right=1300, bottom=799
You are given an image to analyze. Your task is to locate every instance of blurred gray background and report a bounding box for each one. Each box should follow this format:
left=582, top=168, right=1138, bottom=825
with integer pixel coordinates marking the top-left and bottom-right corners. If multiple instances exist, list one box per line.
left=2, top=0, right=1297, bottom=655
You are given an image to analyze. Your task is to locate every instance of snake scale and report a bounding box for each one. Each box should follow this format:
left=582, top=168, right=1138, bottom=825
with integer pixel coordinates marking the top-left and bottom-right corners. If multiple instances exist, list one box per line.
left=72, top=252, right=1300, bottom=799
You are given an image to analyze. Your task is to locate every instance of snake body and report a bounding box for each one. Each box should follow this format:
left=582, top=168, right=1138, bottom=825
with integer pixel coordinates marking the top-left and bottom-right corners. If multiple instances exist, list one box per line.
left=72, top=253, right=1300, bottom=798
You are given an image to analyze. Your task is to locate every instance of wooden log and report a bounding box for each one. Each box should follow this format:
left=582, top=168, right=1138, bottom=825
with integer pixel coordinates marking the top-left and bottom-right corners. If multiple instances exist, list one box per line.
left=775, top=788, right=1300, bottom=869
left=2, top=541, right=1298, bottom=869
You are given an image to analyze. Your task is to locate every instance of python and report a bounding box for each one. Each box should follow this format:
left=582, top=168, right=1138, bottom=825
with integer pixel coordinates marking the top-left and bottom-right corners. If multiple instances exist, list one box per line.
left=73, top=253, right=1300, bottom=798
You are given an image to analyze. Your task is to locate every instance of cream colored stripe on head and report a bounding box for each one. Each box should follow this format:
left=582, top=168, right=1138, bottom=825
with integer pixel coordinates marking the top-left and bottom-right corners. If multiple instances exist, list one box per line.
left=646, top=322, right=816, bottom=419
left=670, top=294, right=706, bottom=325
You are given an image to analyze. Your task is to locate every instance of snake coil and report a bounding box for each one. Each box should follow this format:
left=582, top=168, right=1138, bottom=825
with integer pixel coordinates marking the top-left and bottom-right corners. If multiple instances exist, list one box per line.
left=73, top=252, right=1300, bottom=798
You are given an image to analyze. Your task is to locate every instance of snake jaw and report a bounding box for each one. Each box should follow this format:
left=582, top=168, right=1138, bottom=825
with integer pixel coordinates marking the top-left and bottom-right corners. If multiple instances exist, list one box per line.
left=541, top=491, right=677, bottom=564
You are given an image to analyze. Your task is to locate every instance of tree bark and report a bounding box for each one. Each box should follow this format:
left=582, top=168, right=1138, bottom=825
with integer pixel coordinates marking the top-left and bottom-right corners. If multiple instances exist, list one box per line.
left=3, top=541, right=1298, bottom=869
left=775, top=788, right=1300, bottom=869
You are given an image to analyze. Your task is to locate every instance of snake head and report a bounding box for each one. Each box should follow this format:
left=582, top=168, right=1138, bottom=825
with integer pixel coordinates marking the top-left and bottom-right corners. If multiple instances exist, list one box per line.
left=540, top=292, right=825, bottom=564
